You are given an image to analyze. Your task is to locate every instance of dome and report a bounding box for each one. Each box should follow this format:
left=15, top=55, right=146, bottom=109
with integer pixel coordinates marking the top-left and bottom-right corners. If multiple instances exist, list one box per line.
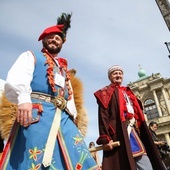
left=138, top=68, right=146, bottom=78
left=137, top=64, right=147, bottom=78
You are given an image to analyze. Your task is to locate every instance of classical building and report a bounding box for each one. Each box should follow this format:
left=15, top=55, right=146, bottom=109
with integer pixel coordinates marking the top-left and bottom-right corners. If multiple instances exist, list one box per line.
left=128, top=67, right=170, bottom=146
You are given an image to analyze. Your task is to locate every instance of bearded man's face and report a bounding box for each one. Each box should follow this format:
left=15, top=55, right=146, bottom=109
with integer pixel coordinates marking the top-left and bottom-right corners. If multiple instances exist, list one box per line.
left=43, top=34, right=63, bottom=54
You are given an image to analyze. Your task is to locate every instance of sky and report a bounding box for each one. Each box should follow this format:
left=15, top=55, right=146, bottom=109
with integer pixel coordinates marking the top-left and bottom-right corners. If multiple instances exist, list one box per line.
left=0, top=0, right=170, bottom=160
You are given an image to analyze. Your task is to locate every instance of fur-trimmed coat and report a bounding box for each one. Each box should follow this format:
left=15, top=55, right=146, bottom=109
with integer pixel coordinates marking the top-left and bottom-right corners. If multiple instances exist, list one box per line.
left=0, top=69, right=88, bottom=146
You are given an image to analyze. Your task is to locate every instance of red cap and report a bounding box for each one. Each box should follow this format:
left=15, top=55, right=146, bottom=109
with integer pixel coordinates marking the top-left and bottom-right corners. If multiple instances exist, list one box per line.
left=38, top=24, right=64, bottom=41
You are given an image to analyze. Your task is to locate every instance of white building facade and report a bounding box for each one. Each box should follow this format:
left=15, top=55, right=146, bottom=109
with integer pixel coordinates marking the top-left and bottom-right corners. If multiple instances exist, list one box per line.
left=128, top=68, right=170, bottom=146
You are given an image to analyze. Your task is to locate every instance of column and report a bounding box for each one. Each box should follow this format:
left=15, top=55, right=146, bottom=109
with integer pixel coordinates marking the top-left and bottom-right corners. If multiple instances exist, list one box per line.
left=165, top=133, right=170, bottom=146
left=152, top=90, right=162, bottom=117
left=167, top=87, right=170, bottom=97
left=161, top=88, right=170, bottom=114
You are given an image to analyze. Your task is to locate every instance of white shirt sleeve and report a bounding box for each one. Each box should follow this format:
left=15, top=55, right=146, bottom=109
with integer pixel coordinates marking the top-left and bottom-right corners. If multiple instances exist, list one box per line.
left=5, top=51, right=35, bottom=105
left=66, top=80, right=77, bottom=118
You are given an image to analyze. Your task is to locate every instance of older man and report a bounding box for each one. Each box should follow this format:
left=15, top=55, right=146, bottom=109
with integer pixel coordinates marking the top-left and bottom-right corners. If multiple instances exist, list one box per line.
left=0, top=13, right=99, bottom=170
left=94, top=65, right=165, bottom=170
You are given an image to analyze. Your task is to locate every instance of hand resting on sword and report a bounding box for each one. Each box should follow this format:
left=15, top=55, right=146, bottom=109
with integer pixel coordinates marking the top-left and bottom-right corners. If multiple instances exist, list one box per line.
left=103, top=140, right=114, bottom=151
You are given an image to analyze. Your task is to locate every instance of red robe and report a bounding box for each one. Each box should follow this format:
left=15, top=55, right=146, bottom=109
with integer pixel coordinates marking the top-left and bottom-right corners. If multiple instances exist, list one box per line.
left=94, top=84, right=165, bottom=170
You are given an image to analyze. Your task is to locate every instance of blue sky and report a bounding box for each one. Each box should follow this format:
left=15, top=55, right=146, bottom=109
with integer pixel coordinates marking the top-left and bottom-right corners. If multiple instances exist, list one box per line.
left=0, top=0, right=170, bottom=160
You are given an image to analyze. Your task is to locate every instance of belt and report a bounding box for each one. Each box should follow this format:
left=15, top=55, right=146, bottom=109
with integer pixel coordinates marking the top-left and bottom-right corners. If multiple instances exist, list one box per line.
left=31, top=92, right=66, bottom=110
left=31, top=92, right=74, bottom=118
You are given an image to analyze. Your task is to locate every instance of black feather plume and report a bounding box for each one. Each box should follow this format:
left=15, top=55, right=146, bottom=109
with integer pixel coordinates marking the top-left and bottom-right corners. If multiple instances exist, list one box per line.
left=57, top=13, right=72, bottom=36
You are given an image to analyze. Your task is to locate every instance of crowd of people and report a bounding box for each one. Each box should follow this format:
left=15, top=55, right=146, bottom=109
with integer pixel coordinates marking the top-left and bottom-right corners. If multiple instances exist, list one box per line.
left=0, top=12, right=169, bottom=170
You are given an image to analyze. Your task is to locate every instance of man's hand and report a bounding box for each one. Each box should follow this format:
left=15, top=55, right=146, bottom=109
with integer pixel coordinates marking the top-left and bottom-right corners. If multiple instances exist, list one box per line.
left=159, top=141, right=166, bottom=146
left=17, top=103, right=32, bottom=127
left=103, top=140, right=114, bottom=151
left=155, top=140, right=166, bottom=146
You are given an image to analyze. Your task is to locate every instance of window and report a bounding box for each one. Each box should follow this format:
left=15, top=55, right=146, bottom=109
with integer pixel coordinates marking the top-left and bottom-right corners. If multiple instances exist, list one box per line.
left=144, top=99, right=159, bottom=120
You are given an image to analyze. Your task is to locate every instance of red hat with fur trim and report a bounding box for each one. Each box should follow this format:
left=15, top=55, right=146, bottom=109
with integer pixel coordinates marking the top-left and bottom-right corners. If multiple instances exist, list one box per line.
left=38, top=24, right=64, bottom=41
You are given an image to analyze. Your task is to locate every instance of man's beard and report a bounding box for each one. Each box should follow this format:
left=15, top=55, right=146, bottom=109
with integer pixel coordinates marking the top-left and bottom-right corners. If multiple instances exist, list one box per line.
left=43, top=41, right=62, bottom=54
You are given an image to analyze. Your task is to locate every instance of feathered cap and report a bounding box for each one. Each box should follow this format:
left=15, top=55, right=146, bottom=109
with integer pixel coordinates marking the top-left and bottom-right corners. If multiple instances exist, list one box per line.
left=108, top=65, right=123, bottom=77
left=38, top=13, right=72, bottom=42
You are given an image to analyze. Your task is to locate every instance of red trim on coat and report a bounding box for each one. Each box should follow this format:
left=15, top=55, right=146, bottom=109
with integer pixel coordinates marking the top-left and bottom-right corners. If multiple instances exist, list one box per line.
left=118, top=87, right=126, bottom=121
left=94, top=84, right=115, bottom=109
left=125, top=87, right=145, bottom=127
left=109, top=124, right=115, bottom=135
left=0, top=121, right=19, bottom=169
left=96, top=135, right=111, bottom=145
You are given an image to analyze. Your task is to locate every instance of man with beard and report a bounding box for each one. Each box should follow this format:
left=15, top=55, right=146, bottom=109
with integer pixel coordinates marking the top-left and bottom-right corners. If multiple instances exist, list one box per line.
left=0, top=13, right=99, bottom=170
left=94, top=65, right=166, bottom=170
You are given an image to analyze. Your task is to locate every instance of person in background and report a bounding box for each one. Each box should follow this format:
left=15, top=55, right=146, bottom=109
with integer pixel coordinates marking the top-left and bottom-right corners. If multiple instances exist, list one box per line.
left=0, top=13, right=99, bottom=170
left=149, top=121, right=170, bottom=167
left=149, top=121, right=167, bottom=150
left=89, top=141, right=101, bottom=168
left=94, top=65, right=166, bottom=170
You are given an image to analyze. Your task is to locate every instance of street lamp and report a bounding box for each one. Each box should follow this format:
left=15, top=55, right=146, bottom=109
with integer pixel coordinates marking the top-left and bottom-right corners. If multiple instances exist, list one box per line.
left=165, top=42, right=170, bottom=59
